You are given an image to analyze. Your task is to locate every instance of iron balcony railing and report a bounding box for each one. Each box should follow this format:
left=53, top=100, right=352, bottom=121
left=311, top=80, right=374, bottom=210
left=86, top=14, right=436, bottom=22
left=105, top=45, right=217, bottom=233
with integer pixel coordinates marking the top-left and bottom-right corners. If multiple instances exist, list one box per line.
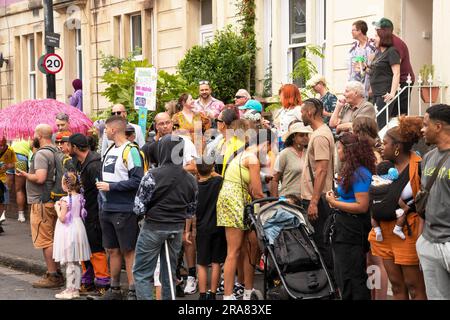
left=375, top=73, right=448, bottom=130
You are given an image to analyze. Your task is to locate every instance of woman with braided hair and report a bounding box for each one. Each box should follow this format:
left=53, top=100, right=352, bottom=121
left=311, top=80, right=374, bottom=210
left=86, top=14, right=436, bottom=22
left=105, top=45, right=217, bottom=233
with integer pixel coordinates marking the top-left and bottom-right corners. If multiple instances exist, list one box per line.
left=53, top=172, right=91, bottom=299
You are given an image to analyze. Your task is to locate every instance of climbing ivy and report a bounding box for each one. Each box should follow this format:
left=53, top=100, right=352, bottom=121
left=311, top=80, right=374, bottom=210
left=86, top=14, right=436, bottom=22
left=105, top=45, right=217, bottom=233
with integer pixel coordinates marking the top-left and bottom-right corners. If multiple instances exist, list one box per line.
left=236, top=0, right=257, bottom=96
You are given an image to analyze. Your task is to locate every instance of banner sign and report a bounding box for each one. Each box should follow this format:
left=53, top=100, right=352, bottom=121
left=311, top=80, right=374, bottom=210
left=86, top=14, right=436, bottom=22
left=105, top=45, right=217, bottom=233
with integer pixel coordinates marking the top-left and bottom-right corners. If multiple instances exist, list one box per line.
left=134, top=67, right=157, bottom=111
left=134, top=67, right=157, bottom=136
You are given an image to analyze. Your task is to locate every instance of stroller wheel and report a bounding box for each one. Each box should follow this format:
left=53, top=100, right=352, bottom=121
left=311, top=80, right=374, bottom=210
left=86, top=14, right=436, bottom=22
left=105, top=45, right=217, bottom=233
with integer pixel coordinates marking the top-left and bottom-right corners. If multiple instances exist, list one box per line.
left=250, top=290, right=264, bottom=300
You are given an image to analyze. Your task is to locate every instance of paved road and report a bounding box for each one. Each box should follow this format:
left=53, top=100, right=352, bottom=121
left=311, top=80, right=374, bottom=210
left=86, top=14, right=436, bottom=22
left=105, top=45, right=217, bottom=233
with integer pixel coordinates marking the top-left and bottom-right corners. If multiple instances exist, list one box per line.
left=0, top=265, right=57, bottom=300
left=0, top=264, right=265, bottom=300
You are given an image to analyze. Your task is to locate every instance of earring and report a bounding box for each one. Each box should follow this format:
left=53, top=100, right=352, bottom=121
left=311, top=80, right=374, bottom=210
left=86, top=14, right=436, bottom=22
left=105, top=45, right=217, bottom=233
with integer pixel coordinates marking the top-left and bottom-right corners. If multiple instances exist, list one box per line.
left=395, top=149, right=400, bottom=157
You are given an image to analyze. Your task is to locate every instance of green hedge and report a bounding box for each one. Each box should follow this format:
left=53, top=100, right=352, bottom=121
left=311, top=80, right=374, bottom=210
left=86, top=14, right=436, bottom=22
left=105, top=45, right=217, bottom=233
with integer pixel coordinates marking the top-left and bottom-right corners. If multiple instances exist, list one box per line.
left=177, top=26, right=252, bottom=104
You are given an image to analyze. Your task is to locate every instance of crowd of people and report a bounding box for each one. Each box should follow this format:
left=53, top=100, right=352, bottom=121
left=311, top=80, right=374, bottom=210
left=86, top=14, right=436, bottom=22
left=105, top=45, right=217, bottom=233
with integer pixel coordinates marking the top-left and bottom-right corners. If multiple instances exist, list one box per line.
left=0, top=17, right=449, bottom=302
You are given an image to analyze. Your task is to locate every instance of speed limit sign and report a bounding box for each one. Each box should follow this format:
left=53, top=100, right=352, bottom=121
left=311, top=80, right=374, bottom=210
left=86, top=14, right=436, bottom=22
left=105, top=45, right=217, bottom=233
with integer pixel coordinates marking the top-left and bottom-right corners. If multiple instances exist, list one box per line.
left=43, top=53, right=64, bottom=74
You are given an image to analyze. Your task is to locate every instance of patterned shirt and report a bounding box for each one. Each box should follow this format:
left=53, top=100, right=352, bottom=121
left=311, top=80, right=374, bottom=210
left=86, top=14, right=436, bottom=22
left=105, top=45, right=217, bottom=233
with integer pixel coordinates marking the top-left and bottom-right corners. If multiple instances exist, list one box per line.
left=321, top=92, right=337, bottom=125
left=193, top=97, right=225, bottom=119
left=349, top=39, right=377, bottom=98
left=134, top=172, right=198, bottom=219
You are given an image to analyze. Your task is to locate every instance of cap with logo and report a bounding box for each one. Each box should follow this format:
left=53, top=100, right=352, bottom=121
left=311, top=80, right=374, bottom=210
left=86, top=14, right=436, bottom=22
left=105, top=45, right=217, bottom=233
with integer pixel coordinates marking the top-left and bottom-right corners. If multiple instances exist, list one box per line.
left=238, top=99, right=263, bottom=113
left=372, top=18, right=394, bottom=30
left=68, top=133, right=89, bottom=148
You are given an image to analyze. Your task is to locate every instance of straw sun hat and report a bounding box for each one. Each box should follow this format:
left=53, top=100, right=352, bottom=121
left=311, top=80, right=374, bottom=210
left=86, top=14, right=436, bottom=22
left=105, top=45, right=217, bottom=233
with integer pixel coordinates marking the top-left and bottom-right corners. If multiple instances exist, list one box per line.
left=282, top=122, right=313, bottom=142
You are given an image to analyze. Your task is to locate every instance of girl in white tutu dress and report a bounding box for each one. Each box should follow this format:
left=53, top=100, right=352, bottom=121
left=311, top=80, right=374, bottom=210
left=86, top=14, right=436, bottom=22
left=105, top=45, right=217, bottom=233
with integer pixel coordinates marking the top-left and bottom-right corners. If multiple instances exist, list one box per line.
left=53, top=172, right=91, bottom=299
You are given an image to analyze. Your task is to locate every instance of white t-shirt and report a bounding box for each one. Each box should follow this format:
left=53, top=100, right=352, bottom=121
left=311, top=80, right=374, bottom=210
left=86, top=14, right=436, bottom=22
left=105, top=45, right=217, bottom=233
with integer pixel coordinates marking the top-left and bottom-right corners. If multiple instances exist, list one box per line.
left=102, top=142, right=139, bottom=183
left=101, top=123, right=145, bottom=158
left=275, top=106, right=303, bottom=137
left=180, top=135, right=198, bottom=167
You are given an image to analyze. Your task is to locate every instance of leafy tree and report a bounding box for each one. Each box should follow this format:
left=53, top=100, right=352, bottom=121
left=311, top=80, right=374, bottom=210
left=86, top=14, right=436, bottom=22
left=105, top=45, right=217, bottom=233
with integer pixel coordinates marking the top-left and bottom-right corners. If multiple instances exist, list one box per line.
left=177, top=26, right=252, bottom=104
left=291, top=44, right=325, bottom=98
left=100, top=51, right=196, bottom=125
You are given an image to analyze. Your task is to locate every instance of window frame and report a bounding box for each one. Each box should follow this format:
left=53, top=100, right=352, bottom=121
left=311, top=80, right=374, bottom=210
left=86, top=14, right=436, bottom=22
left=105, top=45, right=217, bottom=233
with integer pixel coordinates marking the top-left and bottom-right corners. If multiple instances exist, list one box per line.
left=286, top=0, right=307, bottom=85
left=28, top=36, right=36, bottom=99
left=75, top=28, right=83, bottom=80
left=199, top=0, right=213, bottom=46
left=130, top=13, right=143, bottom=60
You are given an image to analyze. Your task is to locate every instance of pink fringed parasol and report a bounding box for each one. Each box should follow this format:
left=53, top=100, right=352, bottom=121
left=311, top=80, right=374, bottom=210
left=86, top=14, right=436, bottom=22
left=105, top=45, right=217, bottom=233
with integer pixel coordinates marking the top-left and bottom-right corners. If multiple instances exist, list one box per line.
left=0, top=99, right=93, bottom=140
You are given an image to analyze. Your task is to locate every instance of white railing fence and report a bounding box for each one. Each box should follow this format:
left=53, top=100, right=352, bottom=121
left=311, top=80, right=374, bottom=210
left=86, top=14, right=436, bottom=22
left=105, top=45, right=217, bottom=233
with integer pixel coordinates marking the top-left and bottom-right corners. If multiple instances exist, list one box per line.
left=375, top=73, right=448, bottom=131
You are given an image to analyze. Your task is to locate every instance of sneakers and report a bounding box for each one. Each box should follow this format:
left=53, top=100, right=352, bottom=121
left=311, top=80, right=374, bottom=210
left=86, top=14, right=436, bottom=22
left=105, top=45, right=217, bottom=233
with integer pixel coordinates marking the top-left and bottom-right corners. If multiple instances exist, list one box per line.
left=216, top=280, right=224, bottom=295
left=32, top=272, right=65, bottom=289
left=127, top=289, right=137, bottom=300
left=0, top=211, right=6, bottom=223
left=55, top=289, right=80, bottom=300
left=256, top=255, right=265, bottom=273
left=89, top=287, right=123, bottom=300
left=233, top=283, right=245, bottom=299
left=243, top=288, right=255, bottom=300
left=206, top=290, right=216, bottom=300
left=184, top=276, right=198, bottom=295
left=17, top=212, right=26, bottom=223
left=176, top=281, right=185, bottom=298
left=96, top=287, right=108, bottom=297
left=216, top=281, right=244, bottom=298
left=79, top=283, right=96, bottom=296
left=85, top=286, right=108, bottom=300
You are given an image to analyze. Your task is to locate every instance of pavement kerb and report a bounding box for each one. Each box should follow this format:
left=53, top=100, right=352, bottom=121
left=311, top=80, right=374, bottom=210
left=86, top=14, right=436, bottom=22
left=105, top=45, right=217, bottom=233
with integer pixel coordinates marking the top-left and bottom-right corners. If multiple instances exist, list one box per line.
left=0, top=252, right=46, bottom=276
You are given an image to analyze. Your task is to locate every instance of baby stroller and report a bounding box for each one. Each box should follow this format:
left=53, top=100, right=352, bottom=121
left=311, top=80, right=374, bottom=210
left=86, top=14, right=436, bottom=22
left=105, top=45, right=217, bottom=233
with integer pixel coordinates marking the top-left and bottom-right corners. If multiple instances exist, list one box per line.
left=246, top=197, right=336, bottom=300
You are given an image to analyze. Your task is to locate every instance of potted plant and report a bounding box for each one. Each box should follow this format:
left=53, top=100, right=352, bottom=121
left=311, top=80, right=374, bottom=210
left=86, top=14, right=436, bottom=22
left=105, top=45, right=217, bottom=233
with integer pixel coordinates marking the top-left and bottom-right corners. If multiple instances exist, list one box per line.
left=419, top=64, right=440, bottom=103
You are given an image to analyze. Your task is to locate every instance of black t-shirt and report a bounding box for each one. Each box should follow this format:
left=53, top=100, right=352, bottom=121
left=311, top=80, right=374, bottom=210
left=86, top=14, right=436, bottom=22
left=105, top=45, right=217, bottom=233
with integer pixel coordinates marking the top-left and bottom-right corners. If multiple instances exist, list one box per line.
left=196, top=176, right=223, bottom=234
left=369, top=46, right=401, bottom=96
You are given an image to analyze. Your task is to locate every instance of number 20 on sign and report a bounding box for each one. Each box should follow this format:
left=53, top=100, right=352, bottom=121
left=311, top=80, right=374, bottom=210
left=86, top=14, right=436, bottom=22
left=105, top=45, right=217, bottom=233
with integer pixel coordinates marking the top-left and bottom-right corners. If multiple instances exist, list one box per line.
left=43, top=53, right=64, bottom=74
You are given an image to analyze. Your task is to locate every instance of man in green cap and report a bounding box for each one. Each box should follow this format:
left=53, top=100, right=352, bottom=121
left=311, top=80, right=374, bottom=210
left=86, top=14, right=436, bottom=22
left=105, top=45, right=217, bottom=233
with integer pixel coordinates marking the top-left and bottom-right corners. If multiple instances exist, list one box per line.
left=373, top=18, right=415, bottom=117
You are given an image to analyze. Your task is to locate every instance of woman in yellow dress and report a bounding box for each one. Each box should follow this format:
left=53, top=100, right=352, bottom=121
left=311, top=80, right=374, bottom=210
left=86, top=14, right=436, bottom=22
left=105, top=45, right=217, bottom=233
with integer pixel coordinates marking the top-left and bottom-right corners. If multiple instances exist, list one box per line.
left=217, top=128, right=275, bottom=300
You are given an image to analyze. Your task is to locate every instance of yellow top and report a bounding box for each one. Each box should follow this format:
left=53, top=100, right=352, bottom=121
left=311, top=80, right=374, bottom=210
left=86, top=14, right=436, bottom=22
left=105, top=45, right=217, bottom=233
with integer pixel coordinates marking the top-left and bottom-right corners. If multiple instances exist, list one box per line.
left=221, top=136, right=246, bottom=176
left=223, top=154, right=250, bottom=190
left=0, top=147, right=17, bottom=182
left=11, top=140, right=32, bottom=157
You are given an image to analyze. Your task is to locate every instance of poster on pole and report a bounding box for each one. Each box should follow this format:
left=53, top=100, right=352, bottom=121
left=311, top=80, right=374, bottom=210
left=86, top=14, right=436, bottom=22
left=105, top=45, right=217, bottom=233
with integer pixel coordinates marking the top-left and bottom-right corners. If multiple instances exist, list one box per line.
left=134, top=67, right=157, bottom=111
left=134, top=67, right=157, bottom=136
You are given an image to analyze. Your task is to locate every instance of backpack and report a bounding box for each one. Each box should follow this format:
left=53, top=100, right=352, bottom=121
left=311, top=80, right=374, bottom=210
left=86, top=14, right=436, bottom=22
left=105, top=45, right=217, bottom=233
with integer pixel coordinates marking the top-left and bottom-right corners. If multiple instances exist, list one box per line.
left=369, top=165, right=410, bottom=221
left=104, top=142, right=148, bottom=173
left=273, top=227, right=320, bottom=274
left=38, top=146, right=67, bottom=203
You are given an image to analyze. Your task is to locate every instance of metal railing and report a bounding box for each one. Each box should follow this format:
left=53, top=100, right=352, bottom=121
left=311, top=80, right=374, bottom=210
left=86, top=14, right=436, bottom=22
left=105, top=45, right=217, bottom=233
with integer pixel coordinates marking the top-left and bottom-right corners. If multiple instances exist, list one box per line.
left=375, top=73, right=448, bottom=130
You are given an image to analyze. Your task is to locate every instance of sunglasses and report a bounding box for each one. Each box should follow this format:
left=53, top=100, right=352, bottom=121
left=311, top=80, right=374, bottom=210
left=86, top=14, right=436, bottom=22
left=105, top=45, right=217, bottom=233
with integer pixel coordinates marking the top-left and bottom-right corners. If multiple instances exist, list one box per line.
left=199, top=80, right=209, bottom=85
left=235, top=96, right=245, bottom=99
left=55, top=141, right=64, bottom=145
left=216, top=119, right=224, bottom=123
left=111, top=111, right=124, bottom=116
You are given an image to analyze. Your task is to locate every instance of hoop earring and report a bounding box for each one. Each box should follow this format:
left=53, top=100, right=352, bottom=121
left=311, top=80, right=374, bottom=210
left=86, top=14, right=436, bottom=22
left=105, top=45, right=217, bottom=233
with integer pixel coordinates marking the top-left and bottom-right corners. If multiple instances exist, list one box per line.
left=395, top=149, right=400, bottom=157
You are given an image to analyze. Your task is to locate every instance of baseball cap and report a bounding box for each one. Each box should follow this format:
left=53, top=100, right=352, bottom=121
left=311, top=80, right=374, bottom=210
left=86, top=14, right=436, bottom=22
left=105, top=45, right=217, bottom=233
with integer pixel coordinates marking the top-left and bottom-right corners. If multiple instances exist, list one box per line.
left=372, top=18, right=394, bottom=30
left=125, top=124, right=135, bottom=133
left=55, top=131, right=71, bottom=142
left=68, top=133, right=89, bottom=148
left=239, top=99, right=263, bottom=113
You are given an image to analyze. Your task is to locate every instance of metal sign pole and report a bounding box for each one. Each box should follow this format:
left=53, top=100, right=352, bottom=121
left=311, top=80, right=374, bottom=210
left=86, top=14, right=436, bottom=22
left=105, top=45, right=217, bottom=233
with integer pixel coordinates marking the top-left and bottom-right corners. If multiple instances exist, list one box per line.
left=43, top=0, right=56, bottom=99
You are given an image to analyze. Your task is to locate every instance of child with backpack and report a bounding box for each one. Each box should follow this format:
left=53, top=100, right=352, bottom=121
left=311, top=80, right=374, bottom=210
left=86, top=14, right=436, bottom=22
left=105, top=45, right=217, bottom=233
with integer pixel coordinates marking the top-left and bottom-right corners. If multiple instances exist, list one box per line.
left=53, top=172, right=91, bottom=299
left=371, top=161, right=413, bottom=241
left=186, top=160, right=226, bottom=300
